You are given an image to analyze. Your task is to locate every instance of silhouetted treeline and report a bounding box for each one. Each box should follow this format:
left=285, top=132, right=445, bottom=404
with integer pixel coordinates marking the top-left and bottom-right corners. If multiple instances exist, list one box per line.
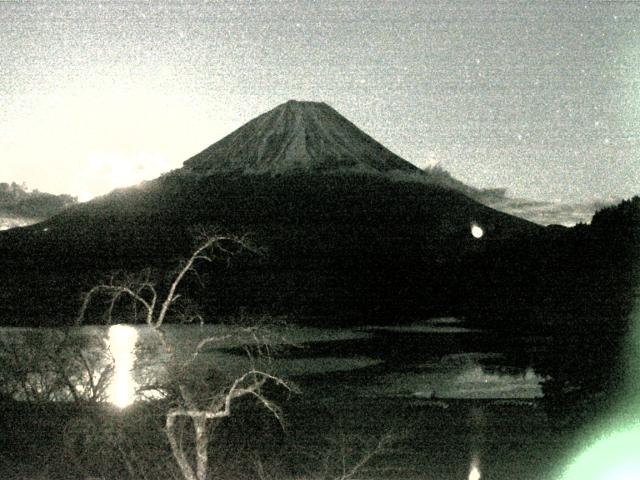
left=542, top=196, right=639, bottom=426
left=457, top=196, right=639, bottom=426
left=0, top=182, right=76, bottom=219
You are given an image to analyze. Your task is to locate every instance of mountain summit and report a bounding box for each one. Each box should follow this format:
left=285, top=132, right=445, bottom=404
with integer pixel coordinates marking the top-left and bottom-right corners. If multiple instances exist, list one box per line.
left=183, top=100, right=420, bottom=174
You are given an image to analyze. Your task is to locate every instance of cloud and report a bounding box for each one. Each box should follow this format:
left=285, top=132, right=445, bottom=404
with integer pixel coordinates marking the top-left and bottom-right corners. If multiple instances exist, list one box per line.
left=0, top=216, right=35, bottom=231
left=391, top=167, right=617, bottom=227
left=478, top=191, right=617, bottom=226
left=0, top=182, right=76, bottom=229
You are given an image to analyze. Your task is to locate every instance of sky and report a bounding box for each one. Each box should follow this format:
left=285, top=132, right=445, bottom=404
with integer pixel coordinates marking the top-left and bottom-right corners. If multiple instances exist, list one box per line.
left=1, top=0, right=639, bottom=207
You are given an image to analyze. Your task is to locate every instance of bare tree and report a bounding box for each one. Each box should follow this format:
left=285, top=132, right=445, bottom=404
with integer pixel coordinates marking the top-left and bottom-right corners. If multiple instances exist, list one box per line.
left=78, top=230, right=295, bottom=480
left=165, top=367, right=293, bottom=480
left=0, top=328, right=113, bottom=403
left=313, top=432, right=396, bottom=480
left=253, top=431, right=397, bottom=480
left=78, top=231, right=258, bottom=329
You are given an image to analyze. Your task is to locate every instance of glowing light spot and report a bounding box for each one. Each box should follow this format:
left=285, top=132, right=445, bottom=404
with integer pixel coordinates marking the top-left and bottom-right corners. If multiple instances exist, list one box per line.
left=469, top=464, right=481, bottom=480
left=107, top=324, right=139, bottom=408
left=471, top=223, right=484, bottom=239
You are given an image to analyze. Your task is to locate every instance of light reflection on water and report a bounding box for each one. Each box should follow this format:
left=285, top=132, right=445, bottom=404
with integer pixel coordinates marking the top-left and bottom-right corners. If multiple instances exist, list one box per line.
left=107, top=324, right=138, bottom=408
left=2, top=321, right=546, bottom=405
left=468, top=451, right=482, bottom=480
left=469, top=464, right=481, bottom=480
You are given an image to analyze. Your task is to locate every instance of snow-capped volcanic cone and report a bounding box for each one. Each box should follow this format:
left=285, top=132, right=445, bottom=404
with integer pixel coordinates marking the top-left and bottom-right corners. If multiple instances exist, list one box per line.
left=183, top=100, right=419, bottom=174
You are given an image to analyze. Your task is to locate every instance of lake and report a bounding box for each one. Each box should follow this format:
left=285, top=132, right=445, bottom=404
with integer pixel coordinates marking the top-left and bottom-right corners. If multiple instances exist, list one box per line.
left=0, top=318, right=547, bottom=407
left=0, top=318, right=585, bottom=479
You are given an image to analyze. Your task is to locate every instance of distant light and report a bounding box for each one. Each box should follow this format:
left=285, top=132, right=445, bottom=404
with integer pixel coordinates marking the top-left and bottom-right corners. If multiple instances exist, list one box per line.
left=469, top=464, right=481, bottom=480
left=107, top=324, right=139, bottom=408
left=471, top=223, right=484, bottom=239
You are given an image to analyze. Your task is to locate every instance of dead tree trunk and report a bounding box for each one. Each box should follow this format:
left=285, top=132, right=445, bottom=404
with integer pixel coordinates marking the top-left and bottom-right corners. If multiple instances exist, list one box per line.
left=77, top=232, right=293, bottom=480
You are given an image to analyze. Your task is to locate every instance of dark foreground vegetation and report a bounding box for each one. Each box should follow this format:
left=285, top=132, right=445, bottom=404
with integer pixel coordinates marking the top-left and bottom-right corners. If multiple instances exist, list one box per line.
left=0, top=388, right=571, bottom=480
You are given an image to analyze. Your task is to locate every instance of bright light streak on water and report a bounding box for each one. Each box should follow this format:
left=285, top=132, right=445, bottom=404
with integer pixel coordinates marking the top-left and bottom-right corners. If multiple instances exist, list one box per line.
left=469, top=464, right=481, bottom=480
left=107, top=324, right=138, bottom=408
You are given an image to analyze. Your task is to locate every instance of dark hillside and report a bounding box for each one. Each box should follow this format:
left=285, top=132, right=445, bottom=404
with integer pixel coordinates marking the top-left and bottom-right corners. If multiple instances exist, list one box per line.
left=456, top=197, right=640, bottom=425
left=0, top=171, right=539, bottom=325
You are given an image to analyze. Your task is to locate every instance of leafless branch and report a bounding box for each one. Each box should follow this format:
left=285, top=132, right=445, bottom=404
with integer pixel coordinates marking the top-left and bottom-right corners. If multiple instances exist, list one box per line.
left=336, top=433, right=395, bottom=480
left=75, top=230, right=287, bottom=480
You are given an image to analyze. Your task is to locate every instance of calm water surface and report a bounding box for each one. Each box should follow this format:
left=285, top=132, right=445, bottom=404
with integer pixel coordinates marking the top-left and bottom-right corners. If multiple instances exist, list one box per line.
left=0, top=318, right=547, bottom=406
left=0, top=319, right=590, bottom=479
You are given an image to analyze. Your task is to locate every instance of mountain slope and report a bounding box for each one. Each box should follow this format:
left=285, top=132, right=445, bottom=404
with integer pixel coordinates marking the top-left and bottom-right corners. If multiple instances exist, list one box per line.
left=0, top=101, right=542, bottom=325
left=179, top=100, right=512, bottom=212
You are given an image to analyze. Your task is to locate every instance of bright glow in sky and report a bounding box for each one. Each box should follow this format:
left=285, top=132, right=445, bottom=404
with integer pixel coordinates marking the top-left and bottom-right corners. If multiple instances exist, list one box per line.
left=2, top=71, right=232, bottom=200
left=1, top=1, right=639, bottom=202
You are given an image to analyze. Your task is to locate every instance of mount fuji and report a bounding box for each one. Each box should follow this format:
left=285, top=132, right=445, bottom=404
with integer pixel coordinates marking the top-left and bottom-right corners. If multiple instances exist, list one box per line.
left=183, top=100, right=419, bottom=174
left=0, top=100, right=541, bottom=325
